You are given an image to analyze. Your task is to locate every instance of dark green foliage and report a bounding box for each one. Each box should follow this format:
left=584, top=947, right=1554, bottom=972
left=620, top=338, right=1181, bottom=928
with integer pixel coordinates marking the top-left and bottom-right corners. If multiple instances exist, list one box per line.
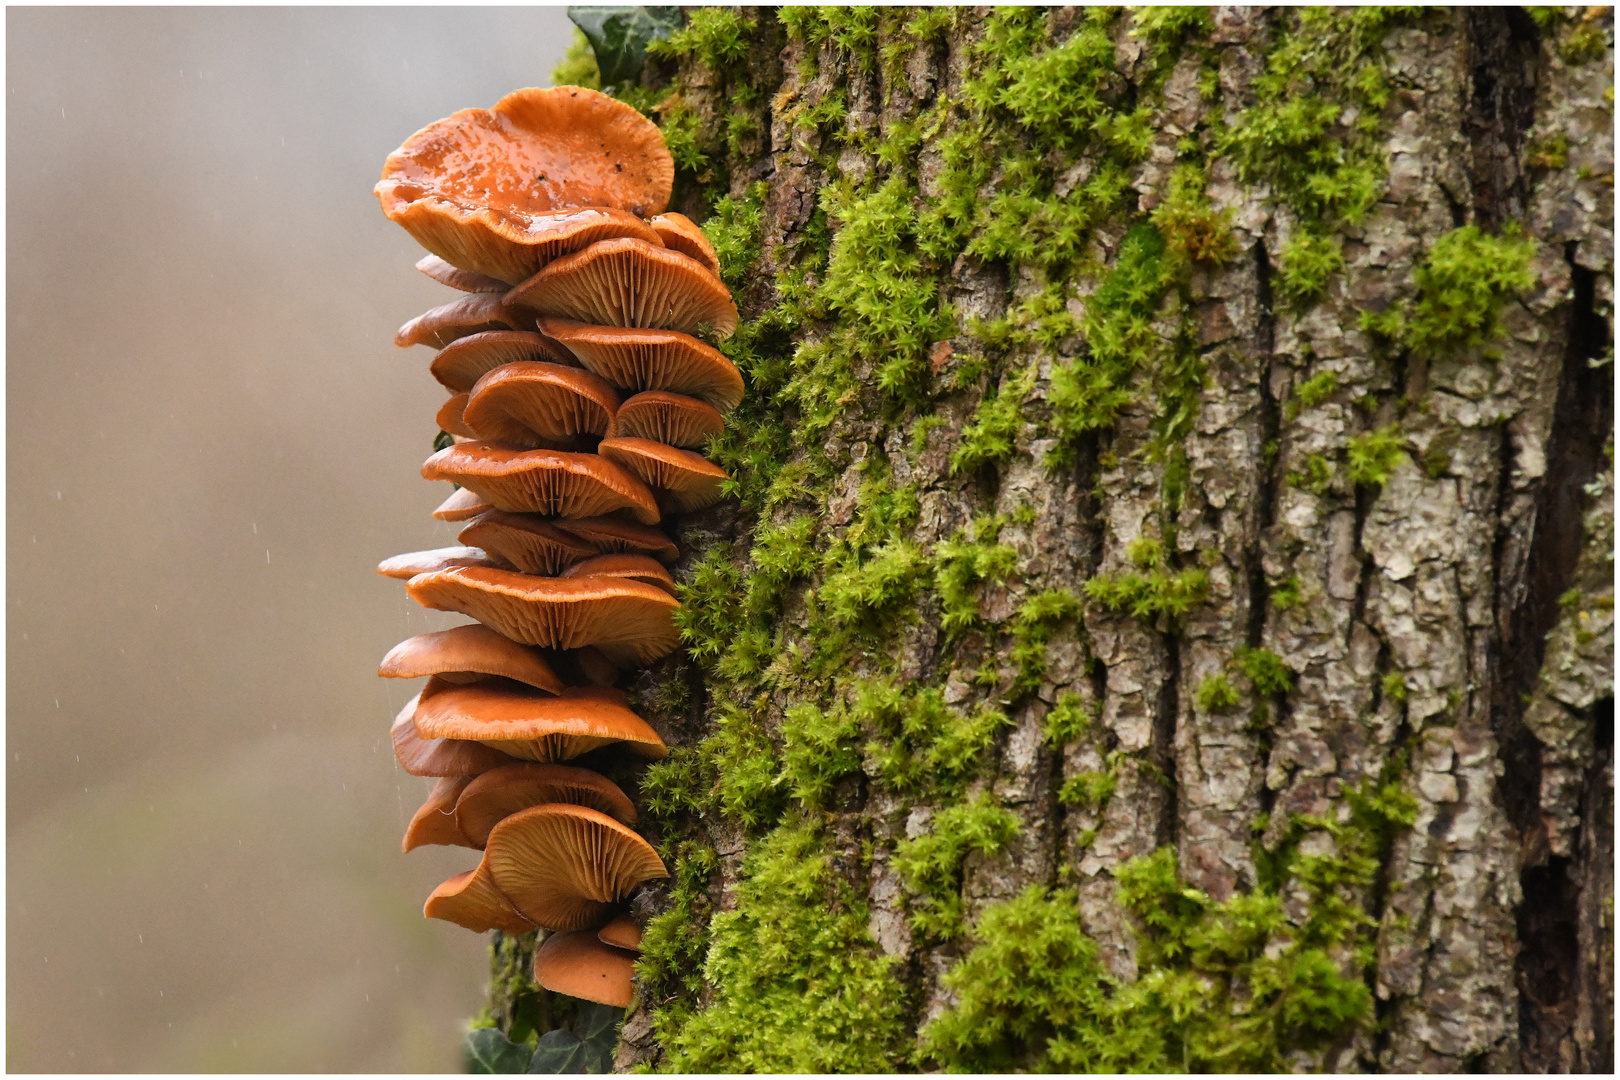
left=528, top=1004, right=623, bottom=1074
left=567, top=7, right=682, bottom=88
left=465, top=1028, right=535, bottom=1074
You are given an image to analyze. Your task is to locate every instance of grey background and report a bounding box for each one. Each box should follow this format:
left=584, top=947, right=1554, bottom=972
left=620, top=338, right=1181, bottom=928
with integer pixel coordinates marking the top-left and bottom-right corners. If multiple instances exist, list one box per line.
left=8, top=7, right=576, bottom=1071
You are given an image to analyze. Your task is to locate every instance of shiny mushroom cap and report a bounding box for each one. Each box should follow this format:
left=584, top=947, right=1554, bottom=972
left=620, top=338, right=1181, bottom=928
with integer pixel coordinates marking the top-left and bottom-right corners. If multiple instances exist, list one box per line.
left=430, top=331, right=576, bottom=394
left=435, top=393, right=478, bottom=439
left=457, top=510, right=597, bottom=576
left=551, top=516, right=680, bottom=564
left=597, top=912, right=643, bottom=953
left=505, top=238, right=739, bottom=339
left=432, top=486, right=494, bottom=522
left=559, top=553, right=676, bottom=596
left=391, top=694, right=517, bottom=776
left=532, top=930, right=637, bottom=1008
left=412, top=677, right=668, bottom=761
left=613, top=390, right=725, bottom=449
left=456, top=762, right=638, bottom=847
left=378, top=624, right=565, bottom=694
left=463, top=362, right=619, bottom=449
left=538, top=319, right=743, bottom=412
left=424, top=865, right=537, bottom=935
left=485, top=803, right=668, bottom=931
left=395, top=292, right=529, bottom=349
left=406, top=567, right=681, bottom=666
left=422, top=442, right=659, bottom=524
left=598, top=437, right=729, bottom=514
left=403, top=775, right=475, bottom=852
left=377, top=546, right=503, bottom=580
left=416, top=254, right=508, bottom=294
left=649, top=212, right=722, bottom=279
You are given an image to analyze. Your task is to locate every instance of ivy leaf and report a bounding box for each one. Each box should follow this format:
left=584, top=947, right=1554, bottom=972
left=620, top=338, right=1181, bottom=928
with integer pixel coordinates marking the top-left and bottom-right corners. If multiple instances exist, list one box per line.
left=566, top=7, right=683, bottom=88
left=527, top=1004, right=623, bottom=1074
left=465, top=1028, right=535, bottom=1074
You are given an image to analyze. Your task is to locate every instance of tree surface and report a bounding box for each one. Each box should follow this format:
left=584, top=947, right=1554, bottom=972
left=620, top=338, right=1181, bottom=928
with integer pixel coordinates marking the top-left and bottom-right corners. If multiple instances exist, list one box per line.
left=484, top=7, right=1614, bottom=1072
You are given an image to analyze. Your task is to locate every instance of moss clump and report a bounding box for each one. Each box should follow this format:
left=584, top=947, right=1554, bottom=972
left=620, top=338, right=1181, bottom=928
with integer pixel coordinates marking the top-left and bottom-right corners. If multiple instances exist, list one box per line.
left=1346, top=423, right=1407, bottom=487
left=933, top=515, right=1019, bottom=637
left=1195, top=672, right=1242, bottom=713
left=702, top=181, right=768, bottom=288
left=1008, top=588, right=1084, bottom=692
left=1042, top=691, right=1093, bottom=748
left=1237, top=648, right=1294, bottom=696
left=1290, top=369, right=1340, bottom=414
left=1083, top=565, right=1210, bottom=621
left=952, top=366, right=1036, bottom=474
left=1275, top=230, right=1345, bottom=306
left=893, top=792, right=1022, bottom=939
left=551, top=28, right=602, bottom=89
left=1359, top=224, right=1536, bottom=357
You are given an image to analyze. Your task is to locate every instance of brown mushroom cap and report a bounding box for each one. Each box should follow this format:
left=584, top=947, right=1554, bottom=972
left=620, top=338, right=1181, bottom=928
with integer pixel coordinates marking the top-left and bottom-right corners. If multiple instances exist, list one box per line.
left=424, top=865, right=537, bottom=935
left=391, top=694, right=518, bottom=776
left=457, top=510, right=597, bottom=576
left=403, top=775, right=475, bottom=852
left=598, top=437, right=729, bottom=514
left=597, top=912, right=643, bottom=953
left=412, top=677, right=666, bottom=762
left=379, top=624, right=565, bottom=693
left=422, top=442, right=659, bottom=524
left=573, top=645, right=622, bottom=687
left=539, top=319, right=743, bottom=412
left=434, top=393, right=478, bottom=438
left=463, top=362, right=619, bottom=449
left=505, top=238, right=739, bottom=339
left=551, top=516, right=680, bottom=564
left=396, top=293, right=530, bottom=350
left=613, top=390, right=725, bottom=449
left=377, top=545, right=503, bottom=580
left=430, top=331, right=576, bottom=394
left=533, top=930, right=637, bottom=1007
left=432, top=486, right=493, bottom=522
left=485, top=803, right=669, bottom=931
left=649, top=212, right=722, bottom=279
left=406, top=567, right=681, bottom=665
left=416, top=254, right=508, bottom=293
left=456, top=763, right=637, bottom=847
left=559, top=553, right=677, bottom=596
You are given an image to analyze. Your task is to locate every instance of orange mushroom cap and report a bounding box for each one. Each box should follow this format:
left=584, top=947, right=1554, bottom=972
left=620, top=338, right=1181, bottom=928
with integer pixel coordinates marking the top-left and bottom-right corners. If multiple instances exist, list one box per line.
left=403, top=775, right=475, bottom=852
left=559, top=553, right=676, bottom=596
left=391, top=694, right=518, bottom=777
left=377, top=545, right=503, bottom=580
left=412, top=677, right=668, bottom=761
left=432, top=485, right=493, bottom=522
left=649, top=212, right=722, bottom=279
left=422, top=442, right=659, bottom=524
left=505, top=238, right=739, bottom=339
left=395, top=293, right=530, bottom=350
left=416, top=254, right=508, bottom=294
left=598, top=437, right=729, bottom=514
left=455, top=763, right=638, bottom=848
left=485, top=803, right=669, bottom=931
left=424, top=865, right=537, bottom=935
left=597, top=912, right=643, bottom=953
left=406, top=567, right=681, bottom=666
left=463, top=362, right=619, bottom=450
left=435, top=393, right=478, bottom=439
left=456, top=510, right=597, bottom=577
left=538, top=318, right=743, bottom=412
left=551, top=516, right=680, bottom=564
left=613, top=390, right=725, bottom=449
left=378, top=624, right=565, bottom=694
left=430, top=331, right=577, bottom=394
left=377, top=86, right=672, bottom=282
left=533, top=930, right=638, bottom=1007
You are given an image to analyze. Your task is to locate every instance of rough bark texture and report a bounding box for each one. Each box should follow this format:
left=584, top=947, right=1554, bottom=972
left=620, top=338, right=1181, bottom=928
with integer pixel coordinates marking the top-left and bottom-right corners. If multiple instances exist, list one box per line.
left=488, top=7, right=1613, bottom=1072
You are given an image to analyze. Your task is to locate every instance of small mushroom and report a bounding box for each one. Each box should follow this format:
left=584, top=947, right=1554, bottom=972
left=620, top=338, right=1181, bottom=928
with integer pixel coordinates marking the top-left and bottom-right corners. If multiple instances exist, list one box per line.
left=551, top=516, right=680, bottom=564
left=613, top=390, right=725, bottom=448
left=559, top=553, right=676, bottom=596
left=416, top=254, right=508, bottom=293
left=649, top=212, right=722, bottom=279
left=597, top=912, right=643, bottom=953
left=405, top=567, right=681, bottom=665
left=422, top=442, right=659, bottom=524
left=430, top=331, right=576, bottom=394
left=432, top=486, right=494, bottom=522
left=403, top=775, right=474, bottom=852
left=424, top=866, right=537, bottom=935
left=412, top=677, right=668, bottom=761
left=434, top=394, right=478, bottom=439
left=573, top=646, right=622, bottom=687
left=533, top=930, right=637, bottom=1008
left=377, top=546, right=503, bottom=579
left=391, top=694, right=517, bottom=776
left=505, top=238, right=739, bottom=339
left=598, top=437, right=729, bottom=514
left=485, top=803, right=669, bottom=931
left=395, top=293, right=530, bottom=350
left=455, top=763, right=637, bottom=846
left=378, top=624, right=565, bottom=693
left=538, top=318, right=743, bottom=412
left=458, top=510, right=597, bottom=576
left=462, top=362, right=619, bottom=449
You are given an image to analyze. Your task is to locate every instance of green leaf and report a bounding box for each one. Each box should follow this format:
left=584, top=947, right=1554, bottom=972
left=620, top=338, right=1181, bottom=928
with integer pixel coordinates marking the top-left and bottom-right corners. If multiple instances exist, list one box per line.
left=567, top=7, right=683, bottom=88
left=527, top=1005, right=623, bottom=1074
left=465, top=1028, right=535, bottom=1074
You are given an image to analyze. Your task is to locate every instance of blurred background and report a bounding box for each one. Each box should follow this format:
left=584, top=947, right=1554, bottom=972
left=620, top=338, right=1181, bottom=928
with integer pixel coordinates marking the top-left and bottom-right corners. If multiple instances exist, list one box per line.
left=8, top=7, right=577, bottom=1070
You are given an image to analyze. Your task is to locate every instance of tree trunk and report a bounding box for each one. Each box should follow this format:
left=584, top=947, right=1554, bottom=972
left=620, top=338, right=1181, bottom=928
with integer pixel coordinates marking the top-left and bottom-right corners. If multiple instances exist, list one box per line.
left=493, top=7, right=1613, bottom=1072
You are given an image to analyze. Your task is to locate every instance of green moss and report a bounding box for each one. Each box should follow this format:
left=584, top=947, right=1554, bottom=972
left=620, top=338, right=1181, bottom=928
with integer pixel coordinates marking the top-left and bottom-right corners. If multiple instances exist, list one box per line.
left=1290, top=369, right=1340, bottom=413
left=1008, top=588, right=1084, bottom=692
left=650, top=6, right=751, bottom=70
left=551, top=28, right=602, bottom=89
left=1150, top=165, right=1236, bottom=267
left=1195, top=673, right=1242, bottom=714
left=1059, top=767, right=1118, bottom=810
left=1275, top=231, right=1345, bottom=307
left=702, top=181, right=768, bottom=288
left=1270, top=575, right=1304, bottom=611
left=952, top=366, right=1035, bottom=474
left=1289, top=452, right=1335, bottom=494
left=855, top=677, right=1009, bottom=797
left=1526, top=133, right=1570, bottom=170
left=1237, top=648, right=1294, bottom=696
left=1042, top=691, right=1094, bottom=748
left=1381, top=672, right=1408, bottom=703
left=893, top=792, right=1022, bottom=939
left=1359, top=224, right=1536, bottom=357
left=1346, top=423, right=1407, bottom=487
left=1083, top=566, right=1211, bottom=621
left=933, top=515, right=1019, bottom=637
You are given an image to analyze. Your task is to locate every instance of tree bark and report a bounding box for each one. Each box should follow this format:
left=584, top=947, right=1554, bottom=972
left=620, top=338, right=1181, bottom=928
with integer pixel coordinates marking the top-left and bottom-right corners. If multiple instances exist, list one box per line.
left=494, top=7, right=1613, bottom=1072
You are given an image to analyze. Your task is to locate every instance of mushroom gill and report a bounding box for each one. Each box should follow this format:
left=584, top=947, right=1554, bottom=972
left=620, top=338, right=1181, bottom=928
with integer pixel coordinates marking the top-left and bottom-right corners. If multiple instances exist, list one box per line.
left=484, top=803, right=669, bottom=931
left=505, top=238, right=739, bottom=339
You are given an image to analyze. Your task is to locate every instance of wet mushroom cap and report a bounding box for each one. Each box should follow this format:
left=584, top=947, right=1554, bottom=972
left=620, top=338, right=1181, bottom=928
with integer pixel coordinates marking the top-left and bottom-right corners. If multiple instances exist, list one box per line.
left=430, top=331, right=576, bottom=394
left=457, top=510, right=597, bottom=576
left=406, top=567, right=681, bottom=665
left=538, top=319, right=743, bottom=412
left=416, top=254, right=508, bottom=293
left=455, top=762, right=637, bottom=847
left=613, top=390, right=725, bottom=448
left=403, top=775, right=475, bottom=852
left=505, top=238, right=739, bottom=339
left=412, top=677, right=668, bottom=760
left=559, top=553, right=676, bottom=596
left=391, top=694, right=518, bottom=776
left=422, top=442, right=659, bottom=524
left=485, top=803, right=669, bottom=931
left=462, top=362, right=619, bottom=449
left=378, top=624, right=565, bottom=693
left=597, top=912, right=643, bottom=953
left=551, top=516, right=679, bottom=564
left=424, top=865, right=537, bottom=935
left=435, top=393, right=478, bottom=438
left=598, top=437, right=729, bottom=514
left=649, top=212, right=722, bottom=279
left=395, top=293, right=529, bottom=349
left=432, top=486, right=493, bottom=522
left=377, top=545, right=503, bottom=580
left=532, top=930, right=637, bottom=1008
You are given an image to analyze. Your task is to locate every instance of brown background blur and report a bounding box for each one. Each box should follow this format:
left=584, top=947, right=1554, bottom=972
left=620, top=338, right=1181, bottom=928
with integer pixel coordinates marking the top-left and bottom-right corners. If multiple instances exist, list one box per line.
left=8, top=7, right=577, bottom=1071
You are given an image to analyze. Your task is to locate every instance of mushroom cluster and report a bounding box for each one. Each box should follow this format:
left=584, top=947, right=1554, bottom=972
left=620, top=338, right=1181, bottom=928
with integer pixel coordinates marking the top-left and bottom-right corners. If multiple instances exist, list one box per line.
left=372, top=86, right=739, bottom=1008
